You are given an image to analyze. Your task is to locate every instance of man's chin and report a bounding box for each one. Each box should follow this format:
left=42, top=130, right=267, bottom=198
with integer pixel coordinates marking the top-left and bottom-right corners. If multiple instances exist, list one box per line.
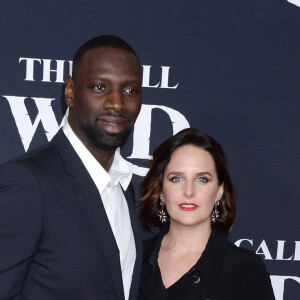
left=82, top=123, right=132, bottom=151
left=89, top=128, right=131, bottom=151
left=96, top=137, right=122, bottom=150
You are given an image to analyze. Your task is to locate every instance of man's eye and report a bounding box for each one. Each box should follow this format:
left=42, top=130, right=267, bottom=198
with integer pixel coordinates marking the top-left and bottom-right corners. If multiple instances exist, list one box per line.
left=124, top=87, right=137, bottom=94
left=170, top=177, right=181, bottom=183
left=93, top=84, right=107, bottom=91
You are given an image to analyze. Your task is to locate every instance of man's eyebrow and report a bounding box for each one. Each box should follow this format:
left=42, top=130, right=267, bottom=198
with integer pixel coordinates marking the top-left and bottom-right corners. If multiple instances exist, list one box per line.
left=86, top=76, right=141, bottom=85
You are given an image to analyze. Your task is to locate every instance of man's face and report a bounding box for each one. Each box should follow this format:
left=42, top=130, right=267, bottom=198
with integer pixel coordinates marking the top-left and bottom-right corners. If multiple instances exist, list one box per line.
left=65, top=47, right=142, bottom=151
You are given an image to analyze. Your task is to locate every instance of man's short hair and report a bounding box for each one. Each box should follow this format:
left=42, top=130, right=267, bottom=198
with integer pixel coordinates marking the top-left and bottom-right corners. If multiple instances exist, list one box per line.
left=72, top=35, right=140, bottom=81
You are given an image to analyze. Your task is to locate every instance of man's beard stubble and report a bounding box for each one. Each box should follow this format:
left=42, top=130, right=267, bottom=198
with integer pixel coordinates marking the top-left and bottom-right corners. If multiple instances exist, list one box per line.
left=82, top=122, right=132, bottom=151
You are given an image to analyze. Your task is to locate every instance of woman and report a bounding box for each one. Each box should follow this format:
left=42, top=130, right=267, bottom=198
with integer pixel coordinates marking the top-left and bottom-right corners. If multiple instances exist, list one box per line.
left=139, top=128, right=275, bottom=300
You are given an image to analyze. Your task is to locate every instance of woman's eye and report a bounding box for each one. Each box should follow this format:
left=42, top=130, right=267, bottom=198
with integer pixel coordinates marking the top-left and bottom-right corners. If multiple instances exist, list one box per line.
left=197, top=177, right=208, bottom=183
left=170, top=177, right=181, bottom=183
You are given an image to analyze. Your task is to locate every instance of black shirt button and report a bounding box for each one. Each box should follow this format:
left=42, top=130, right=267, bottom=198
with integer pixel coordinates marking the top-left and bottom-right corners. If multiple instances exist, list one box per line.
left=188, top=269, right=201, bottom=284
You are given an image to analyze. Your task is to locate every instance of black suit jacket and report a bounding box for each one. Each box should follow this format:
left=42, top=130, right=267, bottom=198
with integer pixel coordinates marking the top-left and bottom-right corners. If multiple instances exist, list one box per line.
left=0, top=130, right=142, bottom=300
left=139, top=229, right=275, bottom=300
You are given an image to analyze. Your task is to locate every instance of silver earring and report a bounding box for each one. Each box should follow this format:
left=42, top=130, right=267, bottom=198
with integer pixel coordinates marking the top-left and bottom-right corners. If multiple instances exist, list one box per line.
left=211, top=200, right=220, bottom=223
left=158, top=196, right=168, bottom=224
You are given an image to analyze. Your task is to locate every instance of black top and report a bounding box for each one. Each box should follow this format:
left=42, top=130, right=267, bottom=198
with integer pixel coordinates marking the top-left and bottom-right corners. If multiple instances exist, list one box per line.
left=139, top=229, right=275, bottom=300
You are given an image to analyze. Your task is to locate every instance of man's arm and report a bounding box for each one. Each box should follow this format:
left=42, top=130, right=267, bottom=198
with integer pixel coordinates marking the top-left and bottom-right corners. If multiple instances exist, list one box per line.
left=0, top=160, right=43, bottom=299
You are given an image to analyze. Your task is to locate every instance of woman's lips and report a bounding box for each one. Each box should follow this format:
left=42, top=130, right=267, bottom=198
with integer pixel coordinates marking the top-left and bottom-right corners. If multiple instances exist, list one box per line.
left=179, top=203, right=199, bottom=211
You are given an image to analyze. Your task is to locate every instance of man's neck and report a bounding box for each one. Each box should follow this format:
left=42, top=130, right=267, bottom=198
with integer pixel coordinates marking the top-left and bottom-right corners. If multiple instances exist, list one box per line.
left=66, top=120, right=116, bottom=172
left=88, top=145, right=115, bottom=172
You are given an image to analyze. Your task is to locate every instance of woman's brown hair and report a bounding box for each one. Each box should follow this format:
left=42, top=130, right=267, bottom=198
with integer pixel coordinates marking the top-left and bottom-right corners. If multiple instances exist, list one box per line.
left=140, top=128, right=235, bottom=233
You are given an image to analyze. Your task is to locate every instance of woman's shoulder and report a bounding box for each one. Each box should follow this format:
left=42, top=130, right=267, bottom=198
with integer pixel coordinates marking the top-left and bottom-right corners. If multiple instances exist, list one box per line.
left=221, top=236, right=272, bottom=282
left=209, top=232, right=275, bottom=299
left=225, top=238, right=266, bottom=268
left=142, top=229, right=166, bottom=263
left=143, top=234, right=159, bottom=252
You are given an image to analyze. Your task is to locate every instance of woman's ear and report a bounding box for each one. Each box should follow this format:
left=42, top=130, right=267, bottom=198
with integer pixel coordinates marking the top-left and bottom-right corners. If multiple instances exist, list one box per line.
left=217, top=183, right=224, bottom=200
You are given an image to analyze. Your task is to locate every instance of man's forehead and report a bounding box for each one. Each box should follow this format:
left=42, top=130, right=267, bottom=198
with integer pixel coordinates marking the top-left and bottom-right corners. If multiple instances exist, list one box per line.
left=74, top=47, right=141, bottom=81
left=70, top=51, right=140, bottom=89
left=80, top=47, right=138, bottom=66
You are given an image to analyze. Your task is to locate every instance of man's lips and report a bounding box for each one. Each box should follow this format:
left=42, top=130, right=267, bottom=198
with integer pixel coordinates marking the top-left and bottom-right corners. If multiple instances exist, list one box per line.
left=97, top=116, right=128, bottom=125
left=179, top=203, right=199, bottom=211
left=97, top=116, right=129, bottom=134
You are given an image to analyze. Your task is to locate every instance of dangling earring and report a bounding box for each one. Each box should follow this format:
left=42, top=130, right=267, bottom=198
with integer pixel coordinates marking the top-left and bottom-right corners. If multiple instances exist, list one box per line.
left=158, top=195, right=168, bottom=224
left=211, top=199, right=220, bottom=223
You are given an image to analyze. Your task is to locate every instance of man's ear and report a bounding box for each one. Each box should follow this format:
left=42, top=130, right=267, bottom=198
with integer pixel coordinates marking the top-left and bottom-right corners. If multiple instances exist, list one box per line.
left=65, top=75, right=75, bottom=108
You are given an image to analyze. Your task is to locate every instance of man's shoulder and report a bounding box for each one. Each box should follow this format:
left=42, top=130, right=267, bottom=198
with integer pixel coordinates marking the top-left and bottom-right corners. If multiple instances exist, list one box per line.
left=7, top=143, right=58, bottom=166
left=0, top=134, right=68, bottom=177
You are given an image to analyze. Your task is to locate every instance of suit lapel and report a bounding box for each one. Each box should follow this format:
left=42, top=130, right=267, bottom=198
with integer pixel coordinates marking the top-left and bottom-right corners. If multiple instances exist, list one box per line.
left=52, top=130, right=125, bottom=300
left=123, top=185, right=143, bottom=300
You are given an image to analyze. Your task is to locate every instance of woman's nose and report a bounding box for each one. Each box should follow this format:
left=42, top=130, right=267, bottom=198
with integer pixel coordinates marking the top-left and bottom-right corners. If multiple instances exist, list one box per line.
left=184, top=182, right=194, bottom=198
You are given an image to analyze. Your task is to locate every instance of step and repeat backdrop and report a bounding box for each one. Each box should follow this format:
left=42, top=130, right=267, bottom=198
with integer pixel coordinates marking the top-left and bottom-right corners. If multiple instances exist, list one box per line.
left=1, top=1, right=299, bottom=299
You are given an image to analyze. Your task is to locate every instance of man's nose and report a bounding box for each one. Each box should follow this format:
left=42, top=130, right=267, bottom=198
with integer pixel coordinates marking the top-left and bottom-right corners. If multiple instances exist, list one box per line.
left=104, top=89, right=127, bottom=112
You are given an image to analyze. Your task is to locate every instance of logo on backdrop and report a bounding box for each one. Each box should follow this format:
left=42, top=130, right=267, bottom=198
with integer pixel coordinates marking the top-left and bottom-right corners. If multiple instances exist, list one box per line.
left=235, top=239, right=300, bottom=261
left=235, top=238, right=300, bottom=300
left=18, top=57, right=180, bottom=89
left=2, top=56, right=299, bottom=299
left=2, top=57, right=189, bottom=176
left=287, top=0, right=300, bottom=7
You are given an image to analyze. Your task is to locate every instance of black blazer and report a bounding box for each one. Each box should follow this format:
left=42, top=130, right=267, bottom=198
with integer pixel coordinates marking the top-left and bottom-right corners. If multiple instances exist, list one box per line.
left=0, top=130, right=142, bottom=300
left=139, top=229, right=275, bottom=300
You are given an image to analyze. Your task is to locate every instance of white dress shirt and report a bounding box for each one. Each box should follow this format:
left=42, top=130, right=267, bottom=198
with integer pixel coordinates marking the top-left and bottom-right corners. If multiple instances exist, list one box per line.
left=63, top=121, right=136, bottom=300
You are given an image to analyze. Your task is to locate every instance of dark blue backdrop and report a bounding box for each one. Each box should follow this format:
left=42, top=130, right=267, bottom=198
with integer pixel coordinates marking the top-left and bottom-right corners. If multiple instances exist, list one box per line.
left=1, top=1, right=299, bottom=299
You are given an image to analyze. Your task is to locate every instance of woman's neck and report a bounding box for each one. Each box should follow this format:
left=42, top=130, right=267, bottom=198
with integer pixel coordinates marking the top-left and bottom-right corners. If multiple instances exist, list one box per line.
left=162, top=223, right=212, bottom=255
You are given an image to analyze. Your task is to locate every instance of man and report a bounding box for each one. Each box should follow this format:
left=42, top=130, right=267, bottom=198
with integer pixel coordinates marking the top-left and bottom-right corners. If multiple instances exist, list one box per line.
left=0, top=35, right=142, bottom=300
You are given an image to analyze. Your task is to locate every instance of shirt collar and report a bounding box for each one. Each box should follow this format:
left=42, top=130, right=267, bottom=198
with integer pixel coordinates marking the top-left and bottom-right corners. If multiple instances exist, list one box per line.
left=108, top=149, right=132, bottom=190
left=147, top=228, right=228, bottom=283
left=63, top=121, right=132, bottom=194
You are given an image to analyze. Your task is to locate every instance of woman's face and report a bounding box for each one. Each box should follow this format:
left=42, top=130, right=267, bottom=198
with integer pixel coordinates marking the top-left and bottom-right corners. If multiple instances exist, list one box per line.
left=162, top=144, right=224, bottom=230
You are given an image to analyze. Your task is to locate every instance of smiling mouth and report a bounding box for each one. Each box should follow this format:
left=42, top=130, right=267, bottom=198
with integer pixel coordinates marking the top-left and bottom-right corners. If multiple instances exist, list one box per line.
left=97, top=116, right=129, bottom=134
left=179, top=203, right=199, bottom=211
left=97, top=116, right=128, bottom=125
